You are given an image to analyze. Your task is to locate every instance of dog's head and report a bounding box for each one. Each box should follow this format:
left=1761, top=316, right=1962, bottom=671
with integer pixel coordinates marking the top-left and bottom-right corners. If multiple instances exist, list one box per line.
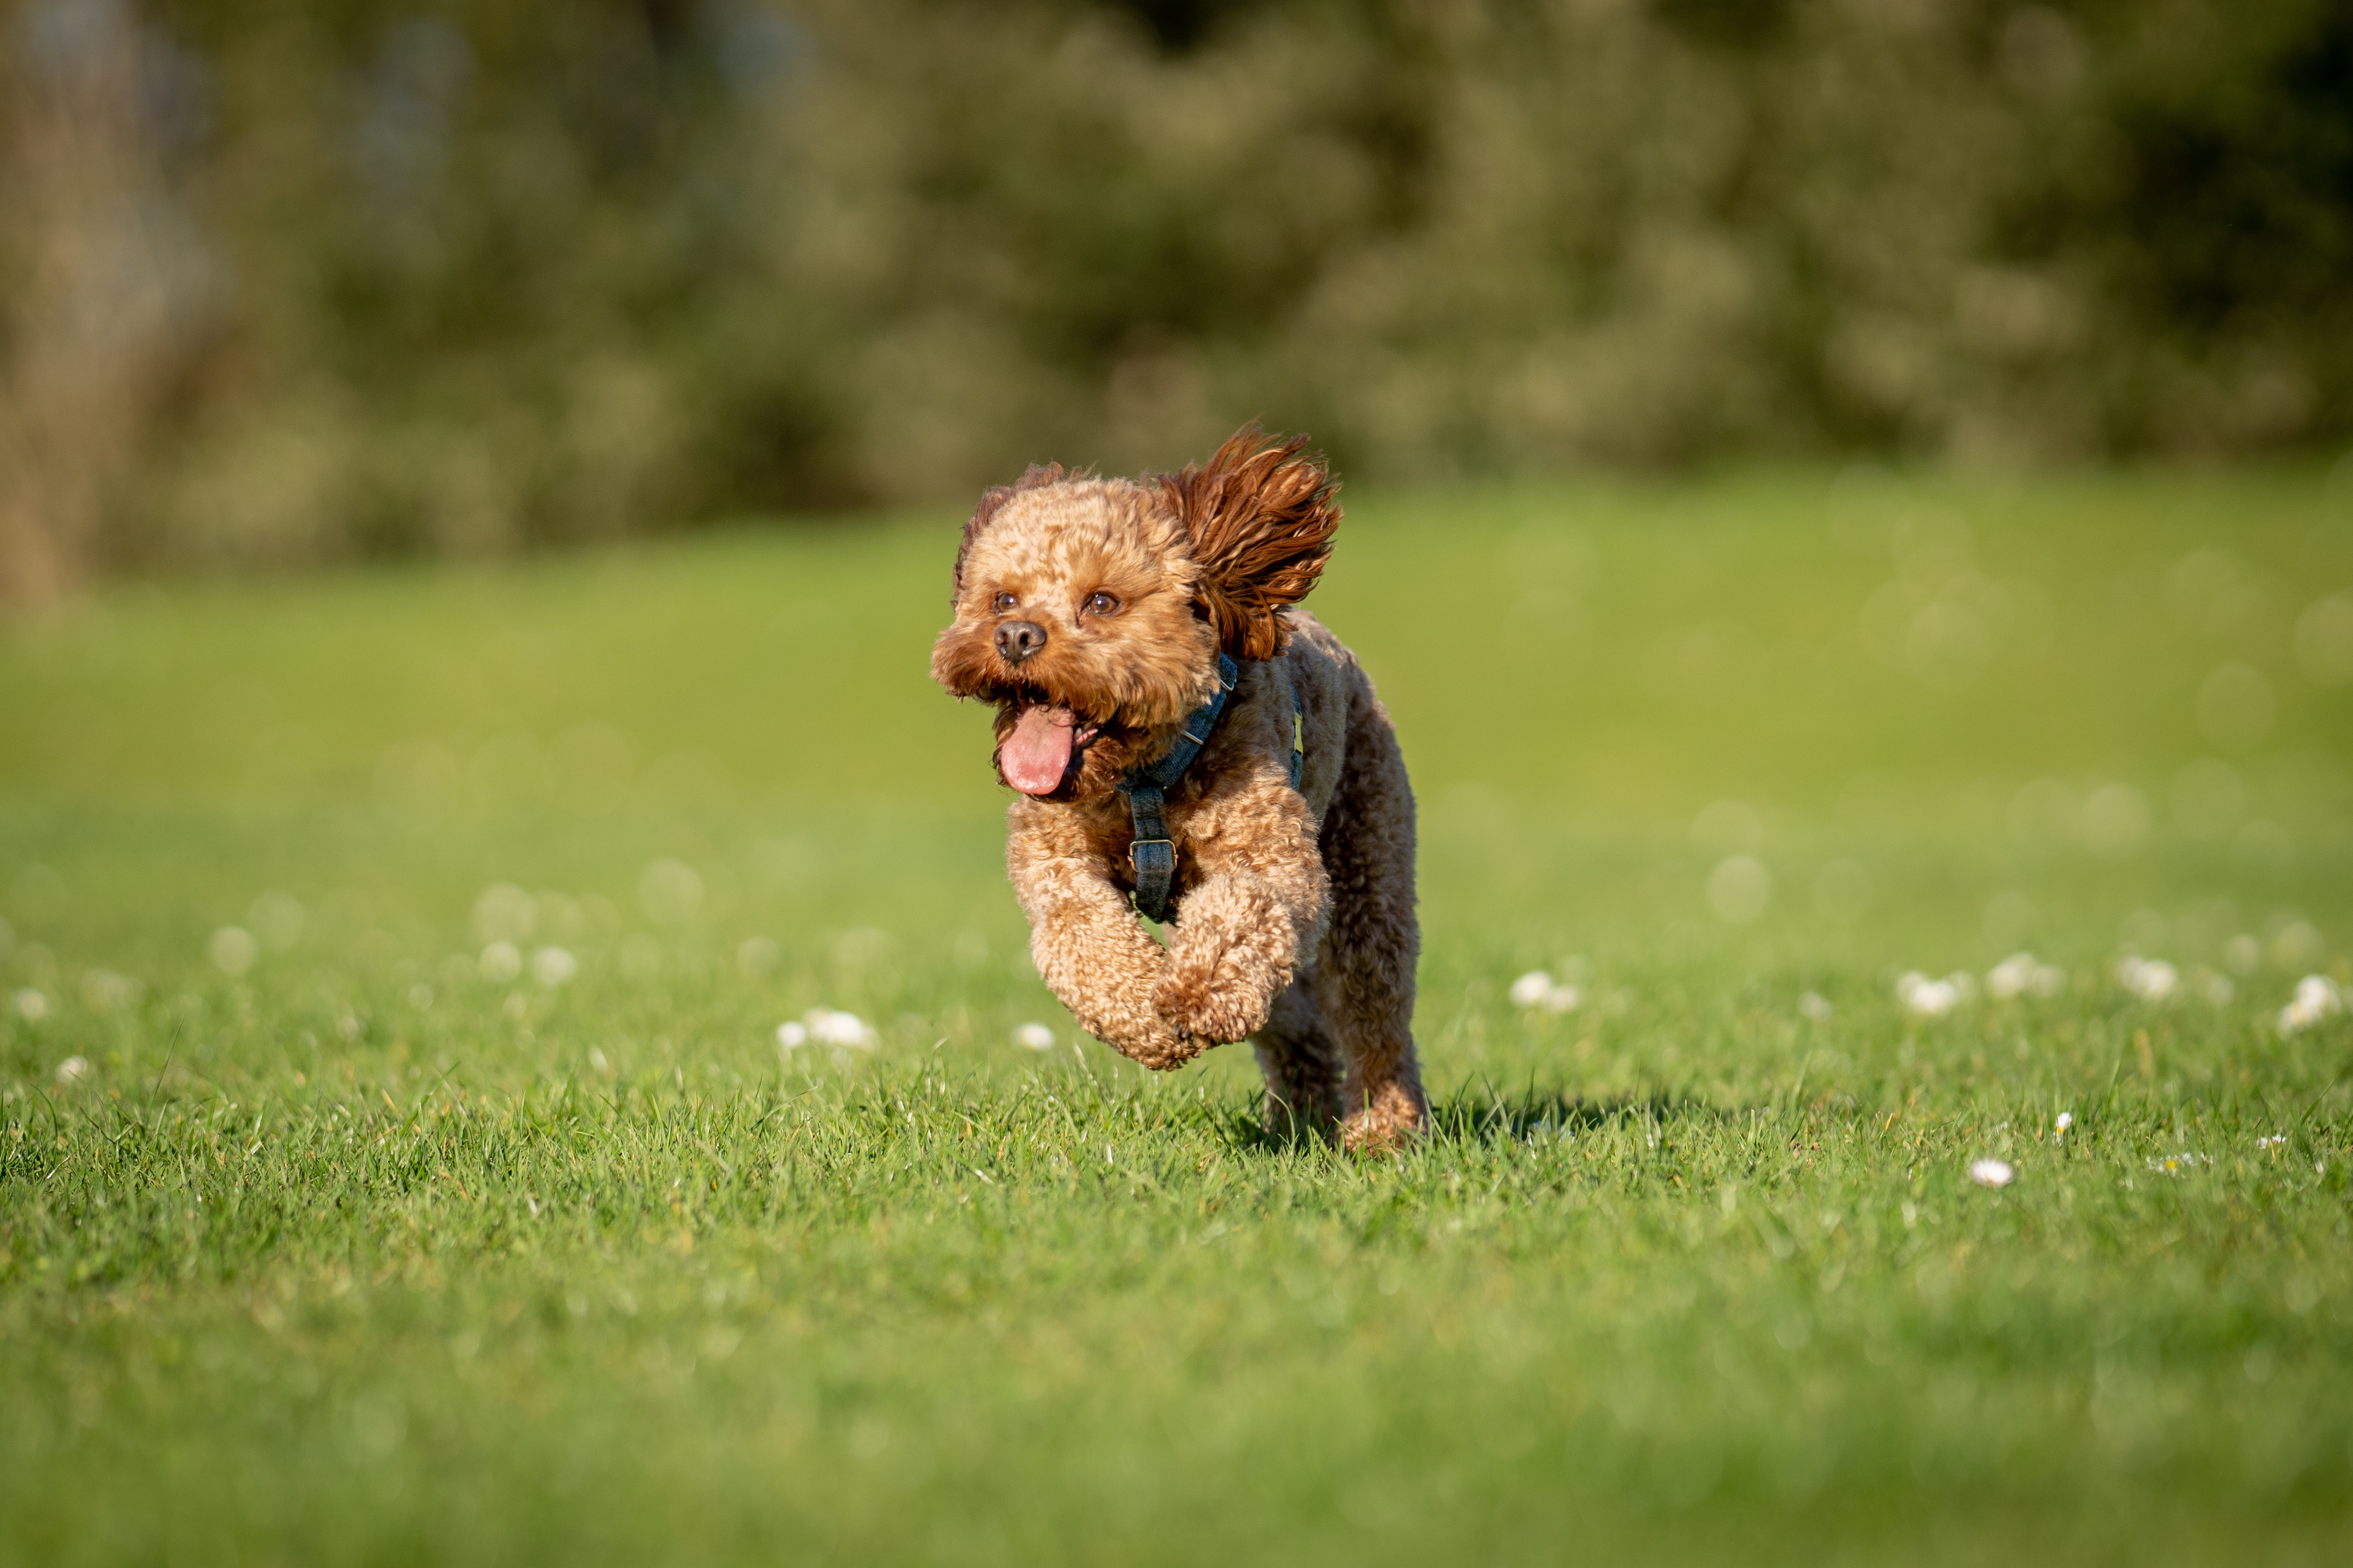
left=930, top=426, right=1339, bottom=799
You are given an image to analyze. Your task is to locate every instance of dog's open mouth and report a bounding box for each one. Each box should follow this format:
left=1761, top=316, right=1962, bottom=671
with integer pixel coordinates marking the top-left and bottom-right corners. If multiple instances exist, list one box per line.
left=1001, top=700, right=1102, bottom=796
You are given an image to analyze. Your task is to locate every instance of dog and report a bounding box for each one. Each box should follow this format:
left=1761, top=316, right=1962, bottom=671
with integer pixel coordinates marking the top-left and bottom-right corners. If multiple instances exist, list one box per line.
left=931, top=426, right=1427, bottom=1150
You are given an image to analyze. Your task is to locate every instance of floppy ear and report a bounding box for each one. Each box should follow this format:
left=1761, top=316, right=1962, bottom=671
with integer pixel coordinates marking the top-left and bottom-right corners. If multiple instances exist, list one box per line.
left=951, top=462, right=1066, bottom=606
left=1158, top=426, right=1339, bottom=661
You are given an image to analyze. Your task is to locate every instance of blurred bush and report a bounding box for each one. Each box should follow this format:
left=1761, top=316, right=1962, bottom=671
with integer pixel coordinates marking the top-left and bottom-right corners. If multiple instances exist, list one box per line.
left=2, top=0, right=2349, bottom=597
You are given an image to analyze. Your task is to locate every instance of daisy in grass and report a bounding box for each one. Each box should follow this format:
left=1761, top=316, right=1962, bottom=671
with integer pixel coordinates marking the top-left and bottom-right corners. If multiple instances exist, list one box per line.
left=776, top=1009, right=876, bottom=1053
left=2115, top=956, right=2179, bottom=1002
left=1508, top=970, right=1584, bottom=1014
left=1898, top=971, right=1970, bottom=1017
left=1986, top=952, right=2069, bottom=1000
left=2278, top=975, right=2342, bottom=1034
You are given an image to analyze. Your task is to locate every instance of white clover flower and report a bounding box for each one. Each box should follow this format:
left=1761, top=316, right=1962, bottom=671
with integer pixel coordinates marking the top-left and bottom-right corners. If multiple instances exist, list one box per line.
left=1541, top=983, right=1583, bottom=1014
left=1986, top=952, right=2038, bottom=1000
left=13, top=988, right=49, bottom=1022
left=2115, top=956, right=2179, bottom=1001
left=1509, top=971, right=1554, bottom=1009
left=1012, top=1021, right=1056, bottom=1050
left=805, top=1008, right=876, bottom=1049
left=531, top=946, right=578, bottom=987
left=209, top=926, right=259, bottom=977
left=2054, top=1111, right=2074, bottom=1136
left=479, top=942, right=523, bottom=983
left=1968, top=1158, right=2014, bottom=1188
left=2258, top=1135, right=2288, bottom=1150
left=1897, top=971, right=1961, bottom=1017
left=1798, top=991, right=1832, bottom=1022
left=1993, top=955, right=2068, bottom=999
left=54, top=1054, right=90, bottom=1087
left=2278, top=975, right=2343, bottom=1034
left=776, top=1022, right=808, bottom=1050
left=1919, top=978, right=1963, bottom=1014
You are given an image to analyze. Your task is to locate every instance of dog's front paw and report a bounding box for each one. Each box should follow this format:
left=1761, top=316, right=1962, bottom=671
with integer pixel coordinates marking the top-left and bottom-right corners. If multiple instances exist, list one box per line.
left=1073, top=994, right=1201, bottom=1071
left=1110, top=1014, right=1206, bottom=1072
left=1153, top=946, right=1284, bottom=1047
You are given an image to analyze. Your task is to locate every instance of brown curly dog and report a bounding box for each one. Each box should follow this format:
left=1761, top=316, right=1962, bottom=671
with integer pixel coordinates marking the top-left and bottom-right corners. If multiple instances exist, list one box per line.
left=931, top=426, right=1427, bottom=1150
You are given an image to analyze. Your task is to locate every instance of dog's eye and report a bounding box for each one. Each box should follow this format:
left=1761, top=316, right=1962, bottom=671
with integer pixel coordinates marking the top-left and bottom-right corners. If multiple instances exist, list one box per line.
left=993, top=591, right=1018, bottom=613
left=1084, top=591, right=1121, bottom=618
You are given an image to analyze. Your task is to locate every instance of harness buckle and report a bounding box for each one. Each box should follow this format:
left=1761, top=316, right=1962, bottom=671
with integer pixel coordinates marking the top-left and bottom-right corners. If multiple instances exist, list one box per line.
left=1128, top=837, right=1174, bottom=871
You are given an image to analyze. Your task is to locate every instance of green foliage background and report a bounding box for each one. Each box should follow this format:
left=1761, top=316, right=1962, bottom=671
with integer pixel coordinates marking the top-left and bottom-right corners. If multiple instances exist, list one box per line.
left=5, top=0, right=2352, bottom=575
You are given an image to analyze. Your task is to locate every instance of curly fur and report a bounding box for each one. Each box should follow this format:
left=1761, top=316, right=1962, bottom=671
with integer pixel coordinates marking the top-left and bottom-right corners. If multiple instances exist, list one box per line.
left=931, top=426, right=1426, bottom=1150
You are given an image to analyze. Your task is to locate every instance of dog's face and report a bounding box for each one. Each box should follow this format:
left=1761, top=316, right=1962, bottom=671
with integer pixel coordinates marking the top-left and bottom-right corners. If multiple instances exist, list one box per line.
left=933, top=475, right=1217, bottom=798
left=931, top=427, right=1339, bottom=799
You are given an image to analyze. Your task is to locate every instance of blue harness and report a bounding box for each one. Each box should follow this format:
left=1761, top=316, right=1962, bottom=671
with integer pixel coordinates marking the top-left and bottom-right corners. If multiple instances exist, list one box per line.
left=1115, top=652, right=1303, bottom=923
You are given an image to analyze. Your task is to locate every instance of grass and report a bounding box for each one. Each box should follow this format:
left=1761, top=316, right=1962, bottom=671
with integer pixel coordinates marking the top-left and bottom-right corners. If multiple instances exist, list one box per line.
left=4, top=467, right=2352, bottom=1565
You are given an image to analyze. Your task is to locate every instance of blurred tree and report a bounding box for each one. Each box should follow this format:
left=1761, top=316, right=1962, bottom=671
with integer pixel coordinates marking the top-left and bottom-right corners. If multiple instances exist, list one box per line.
left=0, top=0, right=216, bottom=604
left=0, top=0, right=2345, bottom=589
left=1997, top=0, right=2353, bottom=449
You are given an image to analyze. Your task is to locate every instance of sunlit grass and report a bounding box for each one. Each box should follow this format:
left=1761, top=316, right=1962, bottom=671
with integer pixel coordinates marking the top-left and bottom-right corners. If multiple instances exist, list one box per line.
left=4, top=468, right=2352, bottom=1564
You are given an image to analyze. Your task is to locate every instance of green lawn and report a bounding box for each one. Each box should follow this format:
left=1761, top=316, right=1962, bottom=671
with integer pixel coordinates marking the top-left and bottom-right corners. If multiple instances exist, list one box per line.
left=4, top=469, right=2351, bottom=1565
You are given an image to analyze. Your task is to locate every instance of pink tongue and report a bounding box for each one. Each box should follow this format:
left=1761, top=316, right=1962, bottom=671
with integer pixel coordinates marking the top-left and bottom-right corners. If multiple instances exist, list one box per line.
left=1002, top=705, right=1076, bottom=795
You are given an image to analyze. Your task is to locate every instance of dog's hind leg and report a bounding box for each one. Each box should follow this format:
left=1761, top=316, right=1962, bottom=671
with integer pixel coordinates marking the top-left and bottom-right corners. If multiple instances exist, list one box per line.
left=1252, top=975, right=1346, bottom=1137
left=1309, top=677, right=1428, bottom=1153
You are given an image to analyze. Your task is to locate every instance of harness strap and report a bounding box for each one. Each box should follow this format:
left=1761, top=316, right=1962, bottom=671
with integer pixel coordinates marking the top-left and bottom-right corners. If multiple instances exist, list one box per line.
left=1117, top=652, right=1303, bottom=923
left=1122, top=780, right=1177, bottom=922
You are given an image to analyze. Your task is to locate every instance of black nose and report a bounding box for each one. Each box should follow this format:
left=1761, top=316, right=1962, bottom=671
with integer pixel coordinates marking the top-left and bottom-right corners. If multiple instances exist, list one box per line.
left=995, top=619, right=1048, bottom=665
